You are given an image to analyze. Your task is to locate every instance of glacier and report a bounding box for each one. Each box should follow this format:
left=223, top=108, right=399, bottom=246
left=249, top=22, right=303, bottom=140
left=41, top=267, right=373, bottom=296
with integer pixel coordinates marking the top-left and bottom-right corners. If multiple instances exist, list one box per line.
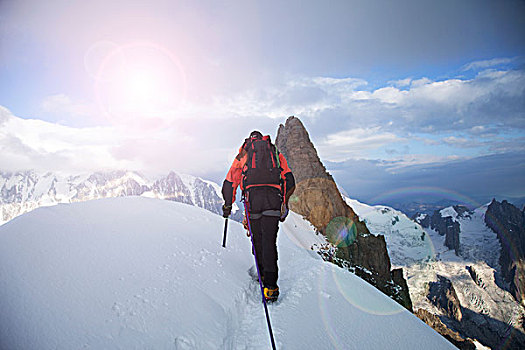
left=345, top=197, right=525, bottom=349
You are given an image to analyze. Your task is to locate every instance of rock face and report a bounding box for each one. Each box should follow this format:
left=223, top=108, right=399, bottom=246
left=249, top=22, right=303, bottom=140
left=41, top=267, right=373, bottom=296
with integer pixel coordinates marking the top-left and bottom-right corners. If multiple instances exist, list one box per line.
left=443, top=219, right=461, bottom=254
left=276, top=116, right=412, bottom=311
left=485, top=199, right=525, bottom=304
left=425, top=275, right=525, bottom=350
left=431, top=210, right=460, bottom=255
left=415, top=309, right=476, bottom=350
left=415, top=206, right=469, bottom=255
left=428, top=275, right=463, bottom=322
left=412, top=212, right=431, bottom=228
left=466, top=265, right=486, bottom=289
left=427, top=267, right=525, bottom=350
left=413, top=204, right=525, bottom=349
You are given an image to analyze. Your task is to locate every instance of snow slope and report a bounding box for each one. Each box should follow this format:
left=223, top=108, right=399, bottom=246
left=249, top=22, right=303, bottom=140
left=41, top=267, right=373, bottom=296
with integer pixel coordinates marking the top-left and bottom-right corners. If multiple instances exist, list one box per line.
left=344, top=197, right=436, bottom=266
left=0, top=197, right=454, bottom=350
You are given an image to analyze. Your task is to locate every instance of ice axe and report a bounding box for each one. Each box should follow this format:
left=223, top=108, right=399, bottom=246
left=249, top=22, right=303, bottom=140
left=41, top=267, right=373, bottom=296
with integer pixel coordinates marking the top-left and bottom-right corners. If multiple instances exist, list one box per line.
left=222, top=217, right=228, bottom=248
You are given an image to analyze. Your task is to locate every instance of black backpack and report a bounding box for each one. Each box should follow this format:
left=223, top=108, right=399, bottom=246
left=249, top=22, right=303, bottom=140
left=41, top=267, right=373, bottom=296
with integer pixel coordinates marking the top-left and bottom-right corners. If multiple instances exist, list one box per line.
left=241, top=135, right=282, bottom=188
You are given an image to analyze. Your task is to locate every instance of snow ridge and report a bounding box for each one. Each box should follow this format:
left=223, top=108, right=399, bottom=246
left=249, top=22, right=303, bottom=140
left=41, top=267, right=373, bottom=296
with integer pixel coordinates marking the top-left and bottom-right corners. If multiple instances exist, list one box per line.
left=0, top=197, right=455, bottom=350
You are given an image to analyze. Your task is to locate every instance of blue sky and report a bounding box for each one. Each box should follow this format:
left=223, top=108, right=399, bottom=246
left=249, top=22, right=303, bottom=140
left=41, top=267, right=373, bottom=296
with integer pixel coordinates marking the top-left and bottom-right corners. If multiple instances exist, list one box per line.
left=1, top=0, right=524, bottom=206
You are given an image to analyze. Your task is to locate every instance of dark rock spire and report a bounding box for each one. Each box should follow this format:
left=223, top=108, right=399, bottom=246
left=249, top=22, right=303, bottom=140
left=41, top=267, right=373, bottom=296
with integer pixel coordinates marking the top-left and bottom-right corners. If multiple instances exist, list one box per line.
left=276, top=116, right=412, bottom=311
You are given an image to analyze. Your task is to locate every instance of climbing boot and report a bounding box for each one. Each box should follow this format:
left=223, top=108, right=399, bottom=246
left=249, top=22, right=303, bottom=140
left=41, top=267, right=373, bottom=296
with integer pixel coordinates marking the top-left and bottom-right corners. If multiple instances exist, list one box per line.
left=263, top=285, right=279, bottom=302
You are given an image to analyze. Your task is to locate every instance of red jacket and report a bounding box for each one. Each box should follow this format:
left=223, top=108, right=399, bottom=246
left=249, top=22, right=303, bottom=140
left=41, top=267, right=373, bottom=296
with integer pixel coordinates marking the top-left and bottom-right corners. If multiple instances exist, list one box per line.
left=221, top=137, right=295, bottom=207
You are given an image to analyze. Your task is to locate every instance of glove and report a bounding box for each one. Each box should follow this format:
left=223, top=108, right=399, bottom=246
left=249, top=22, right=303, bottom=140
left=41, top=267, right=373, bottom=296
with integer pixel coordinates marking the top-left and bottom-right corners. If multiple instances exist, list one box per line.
left=242, top=215, right=250, bottom=236
left=242, top=215, right=250, bottom=232
left=280, top=202, right=289, bottom=222
left=222, top=204, right=232, bottom=218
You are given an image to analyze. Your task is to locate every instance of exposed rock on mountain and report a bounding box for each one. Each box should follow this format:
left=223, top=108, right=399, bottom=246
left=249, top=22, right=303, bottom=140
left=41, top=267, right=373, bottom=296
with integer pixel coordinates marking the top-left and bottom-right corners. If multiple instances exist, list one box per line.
left=427, top=275, right=525, bottom=349
left=485, top=199, right=525, bottom=304
left=414, top=206, right=472, bottom=255
left=428, top=275, right=463, bottom=322
left=442, top=218, right=460, bottom=254
left=364, top=197, right=525, bottom=348
left=392, top=268, right=413, bottom=311
left=412, top=212, right=431, bottom=228
left=151, top=171, right=193, bottom=205
left=415, top=309, right=476, bottom=350
left=275, top=116, right=412, bottom=311
left=466, top=266, right=485, bottom=289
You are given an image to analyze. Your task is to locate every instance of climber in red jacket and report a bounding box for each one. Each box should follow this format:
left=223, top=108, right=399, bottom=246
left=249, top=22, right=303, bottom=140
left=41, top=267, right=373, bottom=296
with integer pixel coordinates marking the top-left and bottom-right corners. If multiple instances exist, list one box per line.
left=222, top=130, right=295, bottom=301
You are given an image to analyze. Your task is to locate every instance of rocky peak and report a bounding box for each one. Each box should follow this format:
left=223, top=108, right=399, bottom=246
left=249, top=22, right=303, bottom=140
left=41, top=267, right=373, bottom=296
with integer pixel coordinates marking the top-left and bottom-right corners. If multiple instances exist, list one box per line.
left=412, top=212, right=431, bottom=228
left=415, top=309, right=476, bottom=350
left=426, top=205, right=472, bottom=256
left=276, top=116, right=412, bottom=311
left=276, top=116, right=367, bottom=237
left=453, top=205, right=472, bottom=218
left=429, top=207, right=461, bottom=255
left=485, top=199, right=525, bottom=304
left=276, top=117, right=332, bottom=184
left=428, top=275, right=463, bottom=322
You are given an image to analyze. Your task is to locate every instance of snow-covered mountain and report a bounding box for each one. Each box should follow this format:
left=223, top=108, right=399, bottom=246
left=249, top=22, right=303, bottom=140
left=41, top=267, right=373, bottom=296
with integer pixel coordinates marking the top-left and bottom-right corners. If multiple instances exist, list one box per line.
left=0, top=197, right=455, bottom=350
left=345, top=197, right=525, bottom=349
left=3, top=168, right=523, bottom=348
left=0, top=170, right=232, bottom=225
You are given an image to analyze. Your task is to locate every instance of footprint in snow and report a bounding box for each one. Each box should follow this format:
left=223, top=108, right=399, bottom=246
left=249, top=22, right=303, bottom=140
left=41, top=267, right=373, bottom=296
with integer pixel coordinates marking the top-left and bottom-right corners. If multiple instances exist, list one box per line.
left=174, top=335, right=194, bottom=349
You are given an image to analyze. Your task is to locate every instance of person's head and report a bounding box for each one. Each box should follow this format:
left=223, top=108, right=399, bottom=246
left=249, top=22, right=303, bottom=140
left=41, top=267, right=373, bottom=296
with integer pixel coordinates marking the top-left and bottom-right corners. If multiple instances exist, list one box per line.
left=249, top=130, right=263, bottom=139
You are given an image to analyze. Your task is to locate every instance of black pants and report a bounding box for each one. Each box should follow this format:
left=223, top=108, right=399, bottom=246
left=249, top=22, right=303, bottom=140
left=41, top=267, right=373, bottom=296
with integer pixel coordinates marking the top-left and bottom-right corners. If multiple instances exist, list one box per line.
left=246, top=187, right=282, bottom=287
left=250, top=215, right=280, bottom=287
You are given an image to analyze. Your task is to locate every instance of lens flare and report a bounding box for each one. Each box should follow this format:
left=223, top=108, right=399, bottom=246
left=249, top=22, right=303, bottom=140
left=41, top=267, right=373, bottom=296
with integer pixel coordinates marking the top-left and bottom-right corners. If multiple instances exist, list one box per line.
left=325, top=216, right=357, bottom=248
left=93, top=42, right=187, bottom=130
left=316, top=265, right=347, bottom=350
left=84, top=40, right=119, bottom=82
left=316, top=262, right=406, bottom=349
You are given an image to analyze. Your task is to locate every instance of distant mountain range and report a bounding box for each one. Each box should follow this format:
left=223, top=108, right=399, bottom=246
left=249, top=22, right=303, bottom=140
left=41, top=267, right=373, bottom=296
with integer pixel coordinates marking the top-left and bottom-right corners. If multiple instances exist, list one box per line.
left=0, top=170, right=243, bottom=225
left=384, top=197, right=525, bottom=218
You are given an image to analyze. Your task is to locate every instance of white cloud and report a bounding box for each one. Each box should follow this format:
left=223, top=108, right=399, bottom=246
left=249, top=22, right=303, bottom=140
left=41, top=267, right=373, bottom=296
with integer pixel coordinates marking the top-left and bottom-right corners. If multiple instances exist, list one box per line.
left=371, top=86, right=406, bottom=104
left=443, top=136, right=471, bottom=147
left=410, top=77, right=432, bottom=87
left=462, top=57, right=514, bottom=71
left=0, top=108, right=134, bottom=173
left=0, top=106, right=12, bottom=126
left=41, top=94, right=94, bottom=120
left=201, top=62, right=525, bottom=163
left=318, top=127, right=403, bottom=162
left=470, top=126, right=486, bottom=134
left=0, top=105, right=253, bottom=177
left=215, top=63, right=524, bottom=135
left=2, top=58, right=524, bottom=176
left=322, top=127, right=400, bottom=148
left=310, top=77, right=368, bottom=90
left=389, top=78, right=412, bottom=88
left=382, top=154, right=468, bottom=173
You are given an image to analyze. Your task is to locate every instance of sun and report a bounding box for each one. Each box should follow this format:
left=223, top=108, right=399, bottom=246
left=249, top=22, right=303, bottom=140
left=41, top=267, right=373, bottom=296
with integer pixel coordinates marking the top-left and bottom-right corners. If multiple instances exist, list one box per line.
left=123, top=67, right=158, bottom=101
left=115, top=63, right=167, bottom=110
left=93, top=43, right=187, bottom=128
